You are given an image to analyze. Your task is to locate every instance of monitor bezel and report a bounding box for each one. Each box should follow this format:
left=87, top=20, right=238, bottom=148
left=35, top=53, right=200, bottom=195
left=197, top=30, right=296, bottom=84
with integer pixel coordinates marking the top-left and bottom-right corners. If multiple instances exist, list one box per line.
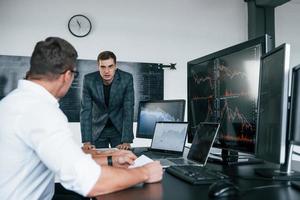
left=187, top=34, right=272, bottom=155
left=255, top=43, right=290, bottom=164
left=136, top=99, right=186, bottom=139
left=188, top=34, right=271, bottom=66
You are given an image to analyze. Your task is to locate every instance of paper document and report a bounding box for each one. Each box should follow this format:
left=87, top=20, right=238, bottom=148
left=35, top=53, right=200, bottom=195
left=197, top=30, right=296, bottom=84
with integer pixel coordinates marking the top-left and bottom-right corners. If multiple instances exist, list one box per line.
left=129, top=155, right=153, bottom=168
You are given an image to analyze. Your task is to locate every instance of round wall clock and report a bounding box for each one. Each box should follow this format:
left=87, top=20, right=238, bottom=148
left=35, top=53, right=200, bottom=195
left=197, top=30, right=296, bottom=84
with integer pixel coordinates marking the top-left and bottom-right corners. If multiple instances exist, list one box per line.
left=68, top=14, right=92, bottom=37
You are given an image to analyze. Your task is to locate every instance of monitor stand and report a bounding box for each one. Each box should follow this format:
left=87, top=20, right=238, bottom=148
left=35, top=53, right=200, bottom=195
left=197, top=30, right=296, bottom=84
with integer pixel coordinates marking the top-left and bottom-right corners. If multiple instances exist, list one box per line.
left=255, top=168, right=300, bottom=180
left=208, top=149, right=263, bottom=166
left=255, top=143, right=300, bottom=180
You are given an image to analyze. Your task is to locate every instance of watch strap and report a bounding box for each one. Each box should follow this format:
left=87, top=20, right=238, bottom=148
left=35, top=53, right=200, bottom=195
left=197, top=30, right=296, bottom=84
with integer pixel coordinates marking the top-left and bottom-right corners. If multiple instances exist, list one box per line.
left=107, top=156, right=113, bottom=166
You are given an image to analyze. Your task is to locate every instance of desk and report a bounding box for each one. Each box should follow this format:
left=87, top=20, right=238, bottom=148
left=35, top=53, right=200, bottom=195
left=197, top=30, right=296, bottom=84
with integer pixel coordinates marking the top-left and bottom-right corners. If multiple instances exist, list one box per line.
left=96, top=162, right=300, bottom=200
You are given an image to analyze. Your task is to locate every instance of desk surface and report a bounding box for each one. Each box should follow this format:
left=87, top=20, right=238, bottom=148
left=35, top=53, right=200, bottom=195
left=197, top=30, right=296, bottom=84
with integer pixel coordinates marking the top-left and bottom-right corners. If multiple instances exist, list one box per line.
left=96, top=161, right=300, bottom=200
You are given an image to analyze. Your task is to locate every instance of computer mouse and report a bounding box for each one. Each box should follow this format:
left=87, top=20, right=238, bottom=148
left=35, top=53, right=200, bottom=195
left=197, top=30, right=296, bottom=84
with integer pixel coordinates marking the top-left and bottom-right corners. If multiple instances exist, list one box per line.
left=208, top=180, right=240, bottom=198
left=291, top=181, right=300, bottom=191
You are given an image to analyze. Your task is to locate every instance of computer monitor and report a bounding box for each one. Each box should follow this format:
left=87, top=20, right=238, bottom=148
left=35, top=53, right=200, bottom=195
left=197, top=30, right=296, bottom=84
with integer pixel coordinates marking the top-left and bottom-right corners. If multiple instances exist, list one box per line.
left=187, top=35, right=272, bottom=159
left=256, top=43, right=290, bottom=165
left=289, top=64, right=300, bottom=144
left=136, top=100, right=186, bottom=139
left=287, top=65, right=300, bottom=182
left=255, top=44, right=300, bottom=179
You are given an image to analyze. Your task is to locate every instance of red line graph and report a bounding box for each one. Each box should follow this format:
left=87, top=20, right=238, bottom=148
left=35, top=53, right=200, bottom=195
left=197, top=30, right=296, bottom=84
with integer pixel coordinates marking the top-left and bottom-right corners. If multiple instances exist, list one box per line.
left=221, top=134, right=254, bottom=143
left=191, top=69, right=214, bottom=89
left=218, top=64, right=248, bottom=80
left=220, top=100, right=254, bottom=132
left=223, top=90, right=249, bottom=97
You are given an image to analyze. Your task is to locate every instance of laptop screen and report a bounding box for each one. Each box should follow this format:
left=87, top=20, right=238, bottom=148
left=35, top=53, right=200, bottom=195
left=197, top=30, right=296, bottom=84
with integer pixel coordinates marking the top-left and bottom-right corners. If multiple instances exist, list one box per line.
left=151, top=122, right=188, bottom=153
left=187, top=122, right=220, bottom=164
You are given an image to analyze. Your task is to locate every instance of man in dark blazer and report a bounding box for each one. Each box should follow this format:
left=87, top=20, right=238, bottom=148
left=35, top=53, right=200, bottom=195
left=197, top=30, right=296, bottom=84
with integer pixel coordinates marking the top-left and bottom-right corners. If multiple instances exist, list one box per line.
left=80, top=51, right=134, bottom=149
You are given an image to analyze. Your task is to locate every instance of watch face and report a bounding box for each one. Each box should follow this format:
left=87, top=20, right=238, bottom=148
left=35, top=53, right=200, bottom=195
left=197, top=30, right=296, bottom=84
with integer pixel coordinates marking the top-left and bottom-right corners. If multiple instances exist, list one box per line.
left=68, top=14, right=92, bottom=37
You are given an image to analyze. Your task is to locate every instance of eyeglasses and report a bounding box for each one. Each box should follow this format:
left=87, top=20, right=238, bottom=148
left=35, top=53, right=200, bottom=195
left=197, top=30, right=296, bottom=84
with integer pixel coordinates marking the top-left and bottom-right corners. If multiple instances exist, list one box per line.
left=70, top=70, right=79, bottom=78
left=60, top=69, right=79, bottom=78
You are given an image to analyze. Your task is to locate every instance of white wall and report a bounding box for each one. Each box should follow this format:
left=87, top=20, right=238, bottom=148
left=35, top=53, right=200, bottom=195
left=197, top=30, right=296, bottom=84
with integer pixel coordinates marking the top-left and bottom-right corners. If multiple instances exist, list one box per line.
left=0, top=0, right=248, bottom=146
left=1, top=0, right=300, bottom=167
left=275, top=0, right=300, bottom=68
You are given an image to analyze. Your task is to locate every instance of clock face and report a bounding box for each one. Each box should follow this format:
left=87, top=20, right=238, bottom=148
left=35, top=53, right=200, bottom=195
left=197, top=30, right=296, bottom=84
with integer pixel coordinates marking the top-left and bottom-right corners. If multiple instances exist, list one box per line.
left=68, top=14, right=92, bottom=37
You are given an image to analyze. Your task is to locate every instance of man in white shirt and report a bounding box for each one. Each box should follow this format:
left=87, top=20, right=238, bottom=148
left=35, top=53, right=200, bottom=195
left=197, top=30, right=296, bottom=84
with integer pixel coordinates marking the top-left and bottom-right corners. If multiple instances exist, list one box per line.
left=0, top=37, right=162, bottom=199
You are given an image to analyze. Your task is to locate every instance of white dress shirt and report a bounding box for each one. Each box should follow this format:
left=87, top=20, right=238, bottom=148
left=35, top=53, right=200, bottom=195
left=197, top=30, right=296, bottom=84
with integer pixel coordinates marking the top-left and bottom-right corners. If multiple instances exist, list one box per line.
left=0, top=80, right=101, bottom=200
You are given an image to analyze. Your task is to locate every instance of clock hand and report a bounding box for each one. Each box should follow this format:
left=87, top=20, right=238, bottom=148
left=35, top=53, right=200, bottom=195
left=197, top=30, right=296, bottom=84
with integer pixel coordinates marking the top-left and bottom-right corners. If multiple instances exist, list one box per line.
left=76, top=20, right=81, bottom=29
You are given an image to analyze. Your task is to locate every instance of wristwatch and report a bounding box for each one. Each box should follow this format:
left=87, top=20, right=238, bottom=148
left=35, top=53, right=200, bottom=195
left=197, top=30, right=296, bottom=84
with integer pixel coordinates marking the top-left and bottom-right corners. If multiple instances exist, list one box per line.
left=107, top=156, right=113, bottom=166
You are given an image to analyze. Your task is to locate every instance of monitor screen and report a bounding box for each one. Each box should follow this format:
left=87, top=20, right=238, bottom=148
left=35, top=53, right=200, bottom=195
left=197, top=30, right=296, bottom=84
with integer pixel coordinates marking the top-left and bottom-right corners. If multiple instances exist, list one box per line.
left=187, top=35, right=271, bottom=154
left=151, top=122, right=188, bottom=152
left=136, top=100, right=185, bottom=138
left=187, top=122, right=220, bottom=165
left=256, top=44, right=290, bottom=164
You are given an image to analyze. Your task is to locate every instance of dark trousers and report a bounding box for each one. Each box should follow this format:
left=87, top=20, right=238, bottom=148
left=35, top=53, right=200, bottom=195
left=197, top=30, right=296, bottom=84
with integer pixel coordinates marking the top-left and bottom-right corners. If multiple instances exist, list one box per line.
left=94, top=126, right=121, bottom=148
left=52, top=183, right=91, bottom=200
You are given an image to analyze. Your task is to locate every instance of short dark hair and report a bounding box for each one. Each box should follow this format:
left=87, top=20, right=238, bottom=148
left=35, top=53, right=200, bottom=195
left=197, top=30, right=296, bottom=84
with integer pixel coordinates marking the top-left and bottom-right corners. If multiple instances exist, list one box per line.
left=97, top=51, right=116, bottom=64
left=27, top=37, right=78, bottom=80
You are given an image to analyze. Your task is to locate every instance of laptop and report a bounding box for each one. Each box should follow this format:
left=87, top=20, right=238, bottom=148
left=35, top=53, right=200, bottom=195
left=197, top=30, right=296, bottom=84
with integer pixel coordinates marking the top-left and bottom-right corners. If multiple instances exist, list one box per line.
left=137, top=122, right=189, bottom=159
left=159, top=122, right=220, bottom=168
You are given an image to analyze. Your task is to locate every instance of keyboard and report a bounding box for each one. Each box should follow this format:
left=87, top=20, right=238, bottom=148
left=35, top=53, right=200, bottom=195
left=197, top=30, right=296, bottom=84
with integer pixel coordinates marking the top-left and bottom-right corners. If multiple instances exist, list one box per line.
left=166, top=165, right=228, bottom=184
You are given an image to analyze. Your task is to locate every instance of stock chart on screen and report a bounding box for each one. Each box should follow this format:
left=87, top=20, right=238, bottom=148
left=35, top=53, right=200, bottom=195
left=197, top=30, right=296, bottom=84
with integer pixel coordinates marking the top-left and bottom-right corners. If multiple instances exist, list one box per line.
left=188, top=43, right=263, bottom=153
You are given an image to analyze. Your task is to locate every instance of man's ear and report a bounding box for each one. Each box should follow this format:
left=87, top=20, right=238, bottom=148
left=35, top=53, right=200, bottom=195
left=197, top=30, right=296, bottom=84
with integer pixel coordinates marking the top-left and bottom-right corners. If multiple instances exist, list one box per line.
left=56, top=71, right=68, bottom=88
left=62, top=70, right=72, bottom=82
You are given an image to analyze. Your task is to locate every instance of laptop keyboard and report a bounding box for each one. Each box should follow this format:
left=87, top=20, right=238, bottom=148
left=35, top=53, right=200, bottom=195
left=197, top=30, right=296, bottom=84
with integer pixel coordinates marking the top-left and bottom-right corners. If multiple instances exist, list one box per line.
left=166, top=165, right=228, bottom=184
left=168, top=158, right=197, bottom=165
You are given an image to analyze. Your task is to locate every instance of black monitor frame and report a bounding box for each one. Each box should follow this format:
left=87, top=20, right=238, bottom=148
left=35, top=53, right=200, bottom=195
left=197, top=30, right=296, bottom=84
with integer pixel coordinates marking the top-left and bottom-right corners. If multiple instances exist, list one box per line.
left=188, top=35, right=271, bottom=66
left=187, top=35, right=272, bottom=158
left=136, top=99, right=186, bottom=139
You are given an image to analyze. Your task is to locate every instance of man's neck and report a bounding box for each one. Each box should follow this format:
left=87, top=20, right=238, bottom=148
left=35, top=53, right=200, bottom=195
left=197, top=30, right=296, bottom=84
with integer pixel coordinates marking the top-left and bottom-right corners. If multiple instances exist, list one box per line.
left=103, top=79, right=113, bottom=86
left=28, top=79, right=60, bottom=99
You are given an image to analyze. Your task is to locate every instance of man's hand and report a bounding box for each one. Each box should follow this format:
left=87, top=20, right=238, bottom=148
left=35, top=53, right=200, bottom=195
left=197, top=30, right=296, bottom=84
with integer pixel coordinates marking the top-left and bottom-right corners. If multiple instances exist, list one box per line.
left=142, top=161, right=163, bottom=183
left=116, top=143, right=131, bottom=150
left=82, top=142, right=96, bottom=154
left=82, top=142, right=95, bottom=150
left=112, top=150, right=137, bottom=168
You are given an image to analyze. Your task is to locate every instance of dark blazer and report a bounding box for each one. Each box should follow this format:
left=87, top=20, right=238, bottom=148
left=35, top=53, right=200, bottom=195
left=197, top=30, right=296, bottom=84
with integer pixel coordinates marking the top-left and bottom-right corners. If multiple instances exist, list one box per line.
left=80, top=69, right=134, bottom=143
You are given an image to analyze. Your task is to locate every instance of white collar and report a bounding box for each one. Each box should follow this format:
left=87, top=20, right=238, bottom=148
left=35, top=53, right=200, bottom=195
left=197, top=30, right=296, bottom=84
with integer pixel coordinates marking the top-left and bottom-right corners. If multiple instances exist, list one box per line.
left=17, top=79, right=59, bottom=106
